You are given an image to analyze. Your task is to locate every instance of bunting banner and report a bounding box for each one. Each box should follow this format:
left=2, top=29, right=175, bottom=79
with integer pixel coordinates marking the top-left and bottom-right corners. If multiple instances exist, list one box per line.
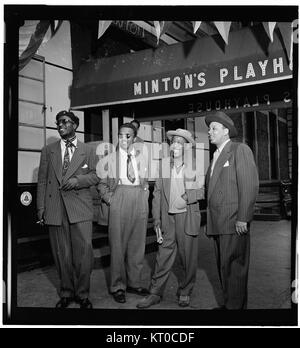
left=263, top=22, right=277, bottom=42
left=192, top=21, right=202, bottom=34
left=214, top=21, right=232, bottom=44
left=19, top=20, right=40, bottom=57
left=19, top=20, right=51, bottom=71
left=98, top=20, right=112, bottom=39
left=277, top=22, right=293, bottom=69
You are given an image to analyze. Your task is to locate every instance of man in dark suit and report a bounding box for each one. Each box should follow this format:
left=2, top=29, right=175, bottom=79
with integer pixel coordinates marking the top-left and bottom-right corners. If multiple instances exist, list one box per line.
left=37, top=110, right=99, bottom=309
left=137, top=129, right=204, bottom=309
left=97, top=123, right=149, bottom=304
left=205, top=111, right=259, bottom=310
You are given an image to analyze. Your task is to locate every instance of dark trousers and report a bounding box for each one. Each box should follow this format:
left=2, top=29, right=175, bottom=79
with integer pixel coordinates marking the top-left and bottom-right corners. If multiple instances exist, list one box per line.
left=213, top=233, right=250, bottom=309
left=108, top=185, right=148, bottom=293
left=48, top=202, right=94, bottom=299
left=150, top=212, right=198, bottom=297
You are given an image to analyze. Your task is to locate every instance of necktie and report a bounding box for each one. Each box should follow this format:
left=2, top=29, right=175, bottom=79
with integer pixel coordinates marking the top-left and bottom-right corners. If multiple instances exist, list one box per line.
left=127, top=154, right=136, bottom=183
left=62, top=138, right=76, bottom=177
left=210, top=149, right=220, bottom=177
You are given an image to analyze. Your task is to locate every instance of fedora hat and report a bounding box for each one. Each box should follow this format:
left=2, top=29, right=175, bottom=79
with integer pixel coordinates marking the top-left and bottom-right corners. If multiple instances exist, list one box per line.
left=205, top=111, right=237, bottom=138
left=166, top=128, right=195, bottom=145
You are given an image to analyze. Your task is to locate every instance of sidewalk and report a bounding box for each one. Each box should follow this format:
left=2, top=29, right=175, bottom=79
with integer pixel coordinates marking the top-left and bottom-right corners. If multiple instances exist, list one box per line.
left=17, top=220, right=292, bottom=310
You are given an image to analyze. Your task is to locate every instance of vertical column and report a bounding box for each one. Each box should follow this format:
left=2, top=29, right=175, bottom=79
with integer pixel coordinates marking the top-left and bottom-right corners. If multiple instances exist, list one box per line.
left=287, top=108, right=292, bottom=179
left=112, top=117, right=119, bottom=147
left=102, top=109, right=110, bottom=143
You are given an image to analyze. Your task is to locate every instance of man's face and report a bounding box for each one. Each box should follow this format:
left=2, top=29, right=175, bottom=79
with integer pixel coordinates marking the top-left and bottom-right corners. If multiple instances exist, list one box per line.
left=170, top=135, right=187, bottom=159
left=208, top=122, right=228, bottom=147
left=118, top=127, right=136, bottom=151
left=56, top=116, right=77, bottom=139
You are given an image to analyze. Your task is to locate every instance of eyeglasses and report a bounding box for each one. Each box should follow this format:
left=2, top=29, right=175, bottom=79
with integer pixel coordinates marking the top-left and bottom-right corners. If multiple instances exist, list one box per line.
left=118, top=133, right=133, bottom=139
left=56, top=119, right=75, bottom=127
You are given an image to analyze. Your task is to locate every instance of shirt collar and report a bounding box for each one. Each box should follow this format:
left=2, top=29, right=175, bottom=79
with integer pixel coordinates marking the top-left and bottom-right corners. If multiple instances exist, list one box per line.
left=61, top=137, right=78, bottom=148
left=120, top=146, right=135, bottom=157
left=217, top=138, right=230, bottom=154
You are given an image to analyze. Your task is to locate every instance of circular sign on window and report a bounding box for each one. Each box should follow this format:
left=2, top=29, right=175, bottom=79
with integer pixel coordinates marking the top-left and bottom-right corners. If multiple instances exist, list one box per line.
left=20, top=191, right=32, bottom=206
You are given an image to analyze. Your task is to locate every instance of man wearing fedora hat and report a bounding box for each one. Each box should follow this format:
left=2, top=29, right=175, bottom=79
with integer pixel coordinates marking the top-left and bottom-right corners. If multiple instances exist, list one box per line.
left=205, top=111, right=259, bottom=310
left=137, top=129, right=204, bottom=309
left=37, top=110, right=99, bottom=309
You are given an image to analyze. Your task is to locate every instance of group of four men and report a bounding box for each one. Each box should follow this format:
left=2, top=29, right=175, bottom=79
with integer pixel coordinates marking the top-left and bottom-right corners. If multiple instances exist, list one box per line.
left=37, top=110, right=259, bottom=310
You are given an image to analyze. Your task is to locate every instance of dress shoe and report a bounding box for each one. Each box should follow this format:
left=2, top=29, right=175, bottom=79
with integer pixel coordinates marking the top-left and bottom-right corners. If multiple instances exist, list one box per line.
left=55, top=297, right=73, bottom=308
left=112, top=290, right=126, bottom=303
left=127, top=286, right=149, bottom=296
left=136, top=294, right=161, bottom=309
left=76, top=298, right=93, bottom=309
left=178, top=295, right=190, bottom=308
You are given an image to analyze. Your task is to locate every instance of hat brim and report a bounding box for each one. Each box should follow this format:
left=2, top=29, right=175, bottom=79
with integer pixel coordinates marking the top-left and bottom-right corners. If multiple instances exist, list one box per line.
left=166, top=131, right=195, bottom=145
left=205, top=115, right=238, bottom=138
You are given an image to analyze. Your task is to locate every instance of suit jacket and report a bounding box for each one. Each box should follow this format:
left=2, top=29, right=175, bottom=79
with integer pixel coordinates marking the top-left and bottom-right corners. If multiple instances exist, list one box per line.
left=37, top=139, right=99, bottom=226
left=97, top=149, right=149, bottom=208
left=152, top=157, right=204, bottom=236
left=205, top=141, right=259, bottom=236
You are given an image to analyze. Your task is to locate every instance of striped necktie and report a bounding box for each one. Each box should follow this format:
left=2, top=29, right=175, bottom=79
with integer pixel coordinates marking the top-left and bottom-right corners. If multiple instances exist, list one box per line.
left=62, top=136, right=76, bottom=177
left=127, top=153, right=136, bottom=183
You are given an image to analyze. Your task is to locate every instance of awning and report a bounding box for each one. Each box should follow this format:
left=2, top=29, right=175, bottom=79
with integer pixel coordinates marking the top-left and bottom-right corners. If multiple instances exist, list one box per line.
left=70, top=26, right=293, bottom=109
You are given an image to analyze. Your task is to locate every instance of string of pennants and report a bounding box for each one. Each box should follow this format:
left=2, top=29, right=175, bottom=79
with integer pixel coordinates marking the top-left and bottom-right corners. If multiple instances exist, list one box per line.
left=19, top=20, right=293, bottom=71
left=97, top=20, right=293, bottom=67
left=19, top=20, right=63, bottom=71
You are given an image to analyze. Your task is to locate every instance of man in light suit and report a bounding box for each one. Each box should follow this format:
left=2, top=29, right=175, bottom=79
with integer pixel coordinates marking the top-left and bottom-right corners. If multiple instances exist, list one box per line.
left=205, top=111, right=259, bottom=310
left=97, top=123, right=149, bottom=304
left=37, top=110, right=99, bottom=309
left=137, top=129, right=204, bottom=309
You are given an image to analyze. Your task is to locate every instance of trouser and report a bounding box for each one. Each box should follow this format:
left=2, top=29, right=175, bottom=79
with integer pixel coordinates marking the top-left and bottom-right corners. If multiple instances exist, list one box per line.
left=48, top=202, right=94, bottom=299
left=150, top=212, right=199, bottom=297
left=108, top=185, right=149, bottom=293
left=213, top=233, right=250, bottom=309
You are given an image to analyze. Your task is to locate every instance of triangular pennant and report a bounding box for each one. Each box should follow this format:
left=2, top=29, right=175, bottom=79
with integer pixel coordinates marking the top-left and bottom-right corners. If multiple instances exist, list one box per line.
left=153, top=21, right=171, bottom=44
left=154, top=21, right=163, bottom=44
left=192, top=21, right=202, bottom=34
left=263, top=22, right=277, bottom=42
left=41, top=20, right=63, bottom=47
left=98, top=20, right=112, bottom=39
left=214, top=21, right=232, bottom=44
left=277, top=22, right=293, bottom=68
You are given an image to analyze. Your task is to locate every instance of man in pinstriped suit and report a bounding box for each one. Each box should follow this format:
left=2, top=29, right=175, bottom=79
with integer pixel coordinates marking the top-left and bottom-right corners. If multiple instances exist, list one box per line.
left=205, top=111, right=259, bottom=310
left=37, top=110, right=99, bottom=309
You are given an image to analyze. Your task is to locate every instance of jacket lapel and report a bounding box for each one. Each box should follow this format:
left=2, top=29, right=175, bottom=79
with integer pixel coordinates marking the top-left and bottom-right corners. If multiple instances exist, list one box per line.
left=208, top=141, right=232, bottom=199
left=50, top=141, right=63, bottom=184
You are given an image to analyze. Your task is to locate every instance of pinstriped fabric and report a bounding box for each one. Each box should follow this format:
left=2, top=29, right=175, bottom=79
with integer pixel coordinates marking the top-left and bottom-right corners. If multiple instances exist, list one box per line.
left=206, top=141, right=259, bottom=236
left=37, top=140, right=99, bottom=225
left=48, top=201, right=94, bottom=299
left=213, top=234, right=250, bottom=309
left=205, top=140, right=258, bottom=309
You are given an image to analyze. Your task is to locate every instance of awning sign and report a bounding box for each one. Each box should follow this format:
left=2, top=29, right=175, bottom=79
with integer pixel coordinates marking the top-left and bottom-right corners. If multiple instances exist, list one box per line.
left=71, top=26, right=293, bottom=109
left=132, top=56, right=291, bottom=99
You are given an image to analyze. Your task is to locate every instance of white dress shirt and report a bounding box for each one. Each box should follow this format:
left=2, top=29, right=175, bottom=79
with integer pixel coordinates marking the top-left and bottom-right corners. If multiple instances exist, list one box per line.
left=60, top=137, right=78, bottom=164
left=210, top=138, right=230, bottom=176
left=119, top=147, right=140, bottom=185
